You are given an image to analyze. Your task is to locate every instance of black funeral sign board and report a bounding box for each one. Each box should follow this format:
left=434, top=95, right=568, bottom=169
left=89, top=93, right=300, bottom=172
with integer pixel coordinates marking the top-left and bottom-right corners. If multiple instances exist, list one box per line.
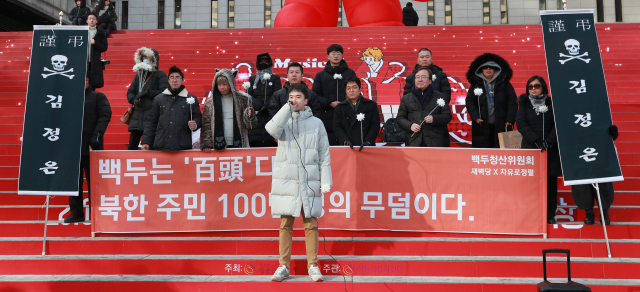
left=540, top=10, right=623, bottom=185
left=18, top=26, right=88, bottom=196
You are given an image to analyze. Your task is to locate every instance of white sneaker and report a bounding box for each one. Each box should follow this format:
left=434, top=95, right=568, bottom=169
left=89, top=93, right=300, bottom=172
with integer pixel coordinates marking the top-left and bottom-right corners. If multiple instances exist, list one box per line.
left=308, top=264, right=324, bottom=282
left=271, top=265, right=289, bottom=282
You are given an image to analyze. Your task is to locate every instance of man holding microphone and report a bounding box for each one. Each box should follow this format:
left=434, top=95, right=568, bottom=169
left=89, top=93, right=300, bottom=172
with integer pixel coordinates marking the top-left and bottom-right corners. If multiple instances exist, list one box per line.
left=265, top=83, right=332, bottom=282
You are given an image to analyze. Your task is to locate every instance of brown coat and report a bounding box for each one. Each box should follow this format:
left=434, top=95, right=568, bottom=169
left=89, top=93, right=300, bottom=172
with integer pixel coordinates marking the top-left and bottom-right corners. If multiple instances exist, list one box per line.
left=200, top=68, right=258, bottom=149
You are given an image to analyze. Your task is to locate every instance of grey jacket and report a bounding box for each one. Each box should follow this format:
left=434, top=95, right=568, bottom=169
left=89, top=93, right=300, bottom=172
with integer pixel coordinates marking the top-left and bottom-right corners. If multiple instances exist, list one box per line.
left=265, top=104, right=332, bottom=218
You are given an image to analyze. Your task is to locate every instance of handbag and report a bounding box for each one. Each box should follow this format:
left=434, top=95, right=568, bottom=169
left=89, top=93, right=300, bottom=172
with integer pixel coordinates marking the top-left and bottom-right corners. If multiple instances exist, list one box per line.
left=498, top=125, right=522, bottom=149
left=121, top=72, right=154, bottom=125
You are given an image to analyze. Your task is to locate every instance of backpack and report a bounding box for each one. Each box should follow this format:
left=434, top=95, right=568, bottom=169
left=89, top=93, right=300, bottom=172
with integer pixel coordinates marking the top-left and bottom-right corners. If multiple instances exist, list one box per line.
left=383, top=118, right=406, bottom=143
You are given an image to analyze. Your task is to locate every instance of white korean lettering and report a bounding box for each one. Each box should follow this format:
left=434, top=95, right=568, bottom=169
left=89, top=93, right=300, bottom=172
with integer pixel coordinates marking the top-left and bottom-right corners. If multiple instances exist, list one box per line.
left=548, top=20, right=565, bottom=32
left=151, top=158, right=172, bottom=184
left=99, top=195, right=121, bottom=221
left=389, top=192, right=410, bottom=219
left=184, top=193, right=205, bottom=220
left=441, top=194, right=466, bottom=221
left=42, top=128, right=60, bottom=141
left=579, top=147, right=598, bottom=162
left=39, top=161, right=58, bottom=174
left=361, top=192, right=384, bottom=218
left=193, top=157, right=216, bottom=182
left=46, top=95, right=62, bottom=108
left=569, top=80, right=587, bottom=94
left=219, top=157, right=244, bottom=182
left=574, top=113, right=592, bottom=127
left=123, top=159, right=147, bottom=184
left=99, top=159, right=121, bottom=185
left=328, top=191, right=350, bottom=218
left=123, top=194, right=148, bottom=221
left=157, top=194, right=180, bottom=220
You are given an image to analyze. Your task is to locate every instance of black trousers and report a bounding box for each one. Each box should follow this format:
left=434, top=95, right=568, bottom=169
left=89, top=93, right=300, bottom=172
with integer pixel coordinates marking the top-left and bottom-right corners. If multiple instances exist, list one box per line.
left=97, top=23, right=116, bottom=36
left=571, top=182, right=615, bottom=212
left=442, top=126, right=450, bottom=147
left=249, top=139, right=278, bottom=148
left=72, top=18, right=87, bottom=25
left=69, top=155, right=90, bottom=217
left=547, top=176, right=558, bottom=221
left=128, top=130, right=144, bottom=150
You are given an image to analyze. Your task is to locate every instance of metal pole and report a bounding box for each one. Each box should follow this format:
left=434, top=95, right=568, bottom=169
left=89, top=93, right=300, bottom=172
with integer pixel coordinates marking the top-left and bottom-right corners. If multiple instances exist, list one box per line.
left=42, top=195, right=50, bottom=256
left=593, top=183, right=612, bottom=258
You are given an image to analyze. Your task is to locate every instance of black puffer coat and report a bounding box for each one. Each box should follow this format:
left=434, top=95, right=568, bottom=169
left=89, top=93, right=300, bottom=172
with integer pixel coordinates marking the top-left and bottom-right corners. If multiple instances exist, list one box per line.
left=403, top=64, right=451, bottom=99
left=312, top=59, right=357, bottom=145
left=465, top=53, right=518, bottom=148
left=142, top=87, right=202, bottom=151
left=82, top=88, right=112, bottom=155
left=402, top=6, right=419, bottom=26
left=68, top=0, right=90, bottom=22
left=127, top=48, right=169, bottom=132
left=333, top=96, right=381, bottom=146
left=516, top=94, right=561, bottom=177
left=92, top=2, right=118, bottom=25
left=397, top=88, right=452, bottom=147
left=269, top=81, right=324, bottom=119
left=89, top=27, right=108, bottom=89
left=247, top=53, right=282, bottom=146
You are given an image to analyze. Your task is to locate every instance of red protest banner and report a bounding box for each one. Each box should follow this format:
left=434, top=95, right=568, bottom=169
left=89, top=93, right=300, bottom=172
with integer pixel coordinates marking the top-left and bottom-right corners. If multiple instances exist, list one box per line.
left=91, top=147, right=547, bottom=235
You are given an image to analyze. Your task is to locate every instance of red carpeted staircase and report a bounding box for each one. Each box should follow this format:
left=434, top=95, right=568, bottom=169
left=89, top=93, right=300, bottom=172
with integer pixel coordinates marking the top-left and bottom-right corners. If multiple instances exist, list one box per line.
left=0, top=24, right=639, bottom=291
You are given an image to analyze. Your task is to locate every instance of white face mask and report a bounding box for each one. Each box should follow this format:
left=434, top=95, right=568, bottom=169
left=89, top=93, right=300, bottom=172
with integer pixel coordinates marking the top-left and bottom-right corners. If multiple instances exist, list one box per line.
left=143, top=59, right=149, bottom=65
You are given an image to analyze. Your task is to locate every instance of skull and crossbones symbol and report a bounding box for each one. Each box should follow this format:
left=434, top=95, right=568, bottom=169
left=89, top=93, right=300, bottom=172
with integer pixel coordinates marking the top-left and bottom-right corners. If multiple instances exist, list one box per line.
left=559, top=39, right=591, bottom=65
left=42, top=55, right=75, bottom=79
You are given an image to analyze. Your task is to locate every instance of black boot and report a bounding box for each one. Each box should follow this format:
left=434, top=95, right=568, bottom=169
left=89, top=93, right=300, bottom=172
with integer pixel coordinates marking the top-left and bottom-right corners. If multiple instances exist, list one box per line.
left=584, top=210, right=595, bottom=225
left=64, top=214, right=85, bottom=223
left=603, top=209, right=611, bottom=225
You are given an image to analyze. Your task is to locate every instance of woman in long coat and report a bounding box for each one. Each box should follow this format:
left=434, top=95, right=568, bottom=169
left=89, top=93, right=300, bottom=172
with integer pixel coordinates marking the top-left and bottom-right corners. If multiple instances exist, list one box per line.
left=516, top=76, right=561, bottom=224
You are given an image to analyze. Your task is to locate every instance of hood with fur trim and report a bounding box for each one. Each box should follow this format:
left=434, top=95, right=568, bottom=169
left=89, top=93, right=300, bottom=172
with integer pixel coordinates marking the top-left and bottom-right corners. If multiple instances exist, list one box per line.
left=466, top=53, right=513, bottom=86
left=134, top=47, right=160, bottom=71
left=211, top=68, right=240, bottom=97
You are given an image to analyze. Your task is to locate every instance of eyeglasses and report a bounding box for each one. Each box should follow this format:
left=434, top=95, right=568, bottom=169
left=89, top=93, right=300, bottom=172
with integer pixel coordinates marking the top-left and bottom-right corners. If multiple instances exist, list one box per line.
left=528, top=83, right=542, bottom=90
left=329, top=52, right=342, bottom=57
left=169, top=77, right=182, bottom=81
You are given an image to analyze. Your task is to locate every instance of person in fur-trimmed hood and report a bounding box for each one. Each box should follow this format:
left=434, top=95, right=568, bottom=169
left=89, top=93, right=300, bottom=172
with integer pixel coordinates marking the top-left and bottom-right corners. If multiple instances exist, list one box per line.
left=247, top=52, right=282, bottom=147
left=465, top=52, right=518, bottom=148
left=126, top=47, right=169, bottom=150
left=200, top=68, right=258, bottom=152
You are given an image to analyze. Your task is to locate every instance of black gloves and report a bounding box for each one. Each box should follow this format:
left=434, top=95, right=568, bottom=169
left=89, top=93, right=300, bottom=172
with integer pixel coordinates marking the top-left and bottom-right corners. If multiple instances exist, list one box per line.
left=344, top=140, right=353, bottom=149
left=609, top=125, right=619, bottom=141
left=534, top=139, right=547, bottom=152
left=90, top=133, right=102, bottom=150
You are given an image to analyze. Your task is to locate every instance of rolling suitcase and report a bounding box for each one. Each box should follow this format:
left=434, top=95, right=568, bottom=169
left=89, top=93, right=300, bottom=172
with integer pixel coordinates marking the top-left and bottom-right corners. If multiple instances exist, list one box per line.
left=537, top=249, right=591, bottom=292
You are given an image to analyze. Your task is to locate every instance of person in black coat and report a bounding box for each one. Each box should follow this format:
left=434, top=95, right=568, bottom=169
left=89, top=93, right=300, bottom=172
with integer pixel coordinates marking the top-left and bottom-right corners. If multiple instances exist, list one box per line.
left=402, top=2, right=419, bottom=26
left=269, top=62, right=324, bottom=120
left=571, top=125, right=619, bottom=225
left=126, top=47, right=169, bottom=150
left=516, top=76, right=561, bottom=224
left=465, top=53, right=517, bottom=148
left=68, top=0, right=90, bottom=25
left=404, top=48, right=452, bottom=146
left=64, top=77, right=112, bottom=224
left=333, top=76, right=381, bottom=149
left=87, top=13, right=108, bottom=89
left=312, top=44, right=357, bottom=145
left=92, top=0, right=118, bottom=36
left=141, top=66, right=202, bottom=151
left=247, top=52, right=282, bottom=147
left=397, top=67, right=452, bottom=147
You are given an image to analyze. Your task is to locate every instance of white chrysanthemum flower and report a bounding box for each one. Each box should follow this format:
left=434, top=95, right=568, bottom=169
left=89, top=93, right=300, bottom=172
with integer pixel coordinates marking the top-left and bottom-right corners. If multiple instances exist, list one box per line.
left=242, top=81, right=251, bottom=89
left=333, top=74, right=342, bottom=79
left=321, top=184, right=331, bottom=193
left=132, top=62, right=153, bottom=72
left=474, top=88, right=483, bottom=96
left=436, top=98, right=445, bottom=107
left=432, top=74, right=437, bottom=81
left=356, top=113, right=365, bottom=121
left=186, top=97, right=195, bottom=105
left=539, top=105, right=548, bottom=113
left=263, top=73, right=271, bottom=80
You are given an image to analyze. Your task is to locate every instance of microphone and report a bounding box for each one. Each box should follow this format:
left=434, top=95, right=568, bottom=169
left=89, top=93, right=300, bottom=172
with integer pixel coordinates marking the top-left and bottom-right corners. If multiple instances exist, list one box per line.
left=288, top=100, right=294, bottom=105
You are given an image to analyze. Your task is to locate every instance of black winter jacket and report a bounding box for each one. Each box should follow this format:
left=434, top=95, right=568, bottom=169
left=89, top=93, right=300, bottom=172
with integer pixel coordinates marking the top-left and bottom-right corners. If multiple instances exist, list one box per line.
left=89, top=27, right=108, bottom=89
left=142, top=88, right=202, bottom=151
left=465, top=53, right=518, bottom=148
left=402, top=6, right=419, bottom=26
left=397, top=88, right=452, bottom=147
left=312, top=59, right=357, bottom=144
left=403, top=64, right=451, bottom=100
left=69, top=2, right=90, bottom=22
left=269, top=81, right=324, bottom=119
left=247, top=72, right=282, bottom=145
left=92, top=5, right=118, bottom=25
left=516, top=94, right=561, bottom=176
left=127, top=49, right=169, bottom=132
left=333, top=96, right=381, bottom=146
left=82, top=88, right=112, bottom=155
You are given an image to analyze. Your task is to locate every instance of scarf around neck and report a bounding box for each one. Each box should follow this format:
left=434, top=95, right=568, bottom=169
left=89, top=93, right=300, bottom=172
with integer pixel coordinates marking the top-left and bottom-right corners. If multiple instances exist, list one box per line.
left=213, top=92, right=241, bottom=150
left=529, top=94, right=547, bottom=114
left=169, top=85, right=185, bottom=97
left=253, top=67, right=273, bottom=89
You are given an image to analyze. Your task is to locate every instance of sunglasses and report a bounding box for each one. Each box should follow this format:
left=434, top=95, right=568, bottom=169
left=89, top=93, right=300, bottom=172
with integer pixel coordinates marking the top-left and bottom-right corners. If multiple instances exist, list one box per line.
left=528, top=83, right=542, bottom=90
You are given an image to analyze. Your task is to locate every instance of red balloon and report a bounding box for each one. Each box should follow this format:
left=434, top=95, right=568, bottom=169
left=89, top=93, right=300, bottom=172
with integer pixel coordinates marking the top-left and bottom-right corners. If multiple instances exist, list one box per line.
left=274, top=0, right=404, bottom=28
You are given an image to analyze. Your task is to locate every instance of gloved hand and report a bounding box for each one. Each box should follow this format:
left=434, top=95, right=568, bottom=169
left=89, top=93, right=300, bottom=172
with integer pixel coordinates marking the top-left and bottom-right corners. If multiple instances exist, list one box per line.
left=214, top=136, right=227, bottom=151
left=344, top=140, right=353, bottom=149
left=534, top=139, right=547, bottom=152
left=138, top=89, right=149, bottom=98
left=133, top=96, right=142, bottom=107
left=90, top=133, right=102, bottom=150
left=541, top=141, right=549, bottom=152
left=609, top=125, right=619, bottom=141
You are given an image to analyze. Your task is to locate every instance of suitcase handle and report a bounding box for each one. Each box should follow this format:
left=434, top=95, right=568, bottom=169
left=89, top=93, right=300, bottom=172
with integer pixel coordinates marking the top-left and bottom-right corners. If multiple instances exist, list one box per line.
left=542, top=249, right=571, bottom=282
